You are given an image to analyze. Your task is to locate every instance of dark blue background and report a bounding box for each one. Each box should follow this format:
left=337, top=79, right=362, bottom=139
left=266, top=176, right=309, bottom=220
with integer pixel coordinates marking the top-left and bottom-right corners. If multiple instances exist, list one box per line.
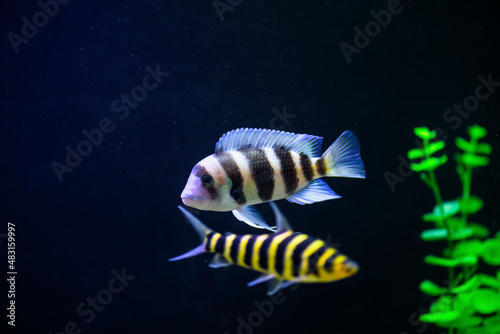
left=1, top=1, right=499, bottom=333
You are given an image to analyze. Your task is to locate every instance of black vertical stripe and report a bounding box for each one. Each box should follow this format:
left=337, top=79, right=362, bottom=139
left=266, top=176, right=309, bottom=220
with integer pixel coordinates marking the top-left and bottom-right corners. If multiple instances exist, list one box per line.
left=324, top=252, right=339, bottom=272
left=274, top=148, right=299, bottom=195
left=307, top=246, right=328, bottom=275
left=205, top=232, right=215, bottom=251
left=217, top=153, right=247, bottom=205
left=300, top=152, right=314, bottom=181
left=244, top=236, right=257, bottom=267
left=214, top=235, right=226, bottom=253
left=229, top=235, right=241, bottom=263
left=316, top=156, right=327, bottom=176
left=258, top=235, right=273, bottom=270
left=291, top=237, right=315, bottom=277
left=274, top=234, right=298, bottom=275
left=242, top=149, right=275, bottom=201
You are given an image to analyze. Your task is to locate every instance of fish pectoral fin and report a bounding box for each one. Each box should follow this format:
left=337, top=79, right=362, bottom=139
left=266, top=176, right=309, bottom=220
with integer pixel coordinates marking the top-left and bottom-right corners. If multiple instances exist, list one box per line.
left=247, top=273, right=276, bottom=287
left=209, top=254, right=232, bottom=268
left=286, top=179, right=341, bottom=205
left=232, top=206, right=275, bottom=231
left=266, top=278, right=298, bottom=295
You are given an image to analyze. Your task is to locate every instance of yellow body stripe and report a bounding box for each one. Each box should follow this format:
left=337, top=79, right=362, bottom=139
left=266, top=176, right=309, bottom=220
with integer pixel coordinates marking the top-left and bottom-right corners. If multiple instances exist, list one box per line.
left=223, top=234, right=236, bottom=262
left=317, top=248, right=336, bottom=268
left=300, top=240, right=325, bottom=276
left=268, top=231, right=293, bottom=275
left=237, top=235, right=251, bottom=267
left=283, top=234, right=309, bottom=280
left=251, top=235, right=269, bottom=271
left=334, top=255, right=348, bottom=266
left=209, top=233, right=221, bottom=253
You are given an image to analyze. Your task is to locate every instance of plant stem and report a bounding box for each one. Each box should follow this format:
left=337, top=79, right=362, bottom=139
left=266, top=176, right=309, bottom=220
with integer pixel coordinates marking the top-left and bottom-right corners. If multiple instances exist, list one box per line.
left=423, top=138, right=455, bottom=290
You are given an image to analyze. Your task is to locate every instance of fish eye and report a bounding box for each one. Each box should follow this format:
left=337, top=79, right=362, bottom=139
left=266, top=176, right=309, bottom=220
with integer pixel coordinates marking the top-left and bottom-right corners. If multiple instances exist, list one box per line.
left=201, top=175, right=214, bottom=188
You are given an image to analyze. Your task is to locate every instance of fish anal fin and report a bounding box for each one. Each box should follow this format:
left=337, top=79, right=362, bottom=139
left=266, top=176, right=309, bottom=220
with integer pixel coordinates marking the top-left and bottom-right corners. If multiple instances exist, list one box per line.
left=287, top=179, right=340, bottom=205
left=267, top=278, right=298, bottom=295
left=209, top=254, right=232, bottom=268
left=247, top=273, right=275, bottom=287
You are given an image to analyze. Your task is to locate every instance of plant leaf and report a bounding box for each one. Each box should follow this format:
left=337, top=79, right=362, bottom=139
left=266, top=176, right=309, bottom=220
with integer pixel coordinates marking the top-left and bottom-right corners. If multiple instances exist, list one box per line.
left=482, top=239, right=500, bottom=266
left=419, top=279, right=447, bottom=296
left=471, top=289, right=500, bottom=314
left=461, top=153, right=490, bottom=167
left=467, top=124, right=487, bottom=139
left=469, top=223, right=490, bottom=238
left=419, top=311, right=459, bottom=323
left=426, top=141, right=445, bottom=155
left=424, top=255, right=477, bottom=267
left=455, top=137, right=474, bottom=152
left=414, top=127, right=435, bottom=140
left=408, top=148, right=426, bottom=159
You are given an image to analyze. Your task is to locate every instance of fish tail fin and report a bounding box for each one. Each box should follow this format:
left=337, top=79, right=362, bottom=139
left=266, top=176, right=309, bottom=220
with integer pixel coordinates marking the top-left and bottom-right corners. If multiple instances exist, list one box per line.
left=169, top=206, right=214, bottom=262
left=322, top=130, right=366, bottom=179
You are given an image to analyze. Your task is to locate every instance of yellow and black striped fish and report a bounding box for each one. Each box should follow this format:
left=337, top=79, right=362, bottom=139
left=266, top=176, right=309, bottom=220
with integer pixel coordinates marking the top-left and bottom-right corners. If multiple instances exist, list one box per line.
left=170, top=203, right=359, bottom=295
left=181, top=128, right=365, bottom=230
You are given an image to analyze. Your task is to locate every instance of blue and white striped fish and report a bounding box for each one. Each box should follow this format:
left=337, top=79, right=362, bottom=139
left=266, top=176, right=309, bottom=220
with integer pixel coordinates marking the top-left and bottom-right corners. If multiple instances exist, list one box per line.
left=170, top=203, right=359, bottom=295
left=181, top=128, right=365, bottom=230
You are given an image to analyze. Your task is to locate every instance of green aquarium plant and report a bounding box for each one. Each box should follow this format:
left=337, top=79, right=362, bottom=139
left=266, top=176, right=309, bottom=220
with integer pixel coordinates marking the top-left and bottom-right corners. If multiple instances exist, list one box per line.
left=408, top=124, right=500, bottom=334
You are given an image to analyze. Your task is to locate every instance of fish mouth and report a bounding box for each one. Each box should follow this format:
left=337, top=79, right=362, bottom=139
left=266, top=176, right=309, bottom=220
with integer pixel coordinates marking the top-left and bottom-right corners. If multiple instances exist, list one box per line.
left=180, top=192, right=203, bottom=207
left=345, top=260, right=359, bottom=275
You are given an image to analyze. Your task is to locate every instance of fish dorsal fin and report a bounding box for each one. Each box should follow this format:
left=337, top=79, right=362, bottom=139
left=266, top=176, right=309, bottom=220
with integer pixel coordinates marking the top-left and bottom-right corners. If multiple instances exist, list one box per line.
left=215, top=128, right=323, bottom=157
left=178, top=206, right=213, bottom=242
left=269, top=202, right=293, bottom=233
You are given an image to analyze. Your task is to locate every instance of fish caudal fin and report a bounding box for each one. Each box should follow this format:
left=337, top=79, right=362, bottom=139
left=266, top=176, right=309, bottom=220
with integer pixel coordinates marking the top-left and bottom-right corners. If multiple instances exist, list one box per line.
left=169, top=244, right=206, bottom=261
left=169, top=206, right=213, bottom=262
left=323, top=130, right=366, bottom=179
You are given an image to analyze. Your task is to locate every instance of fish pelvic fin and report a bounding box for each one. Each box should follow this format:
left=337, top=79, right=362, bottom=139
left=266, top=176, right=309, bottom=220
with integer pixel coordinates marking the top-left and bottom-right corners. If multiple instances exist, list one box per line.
left=169, top=206, right=214, bottom=262
left=232, top=206, right=275, bottom=231
left=323, top=130, right=366, bottom=179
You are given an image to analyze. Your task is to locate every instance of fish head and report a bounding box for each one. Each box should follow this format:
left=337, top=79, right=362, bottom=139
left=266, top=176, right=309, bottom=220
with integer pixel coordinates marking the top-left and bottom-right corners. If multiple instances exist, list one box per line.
left=317, top=253, right=359, bottom=282
left=181, top=155, right=234, bottom=211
